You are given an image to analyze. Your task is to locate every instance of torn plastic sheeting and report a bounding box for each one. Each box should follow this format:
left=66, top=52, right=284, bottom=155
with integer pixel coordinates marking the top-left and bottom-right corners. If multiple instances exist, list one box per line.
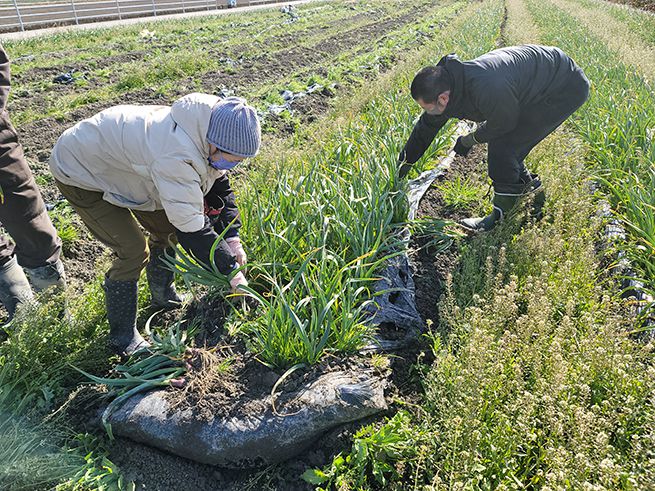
left=265, top=84, right=326, bottom=116
left=364, top=123, right=471, bottom=351
left=53, top=69, right=84, bottom=85
left=281, top=5, right=300, bottom=22
left=362, top=254, right=423, bottom=352
left=598, top=200, right=654, bottom=333
left=107, top=369, right=387, bottom=468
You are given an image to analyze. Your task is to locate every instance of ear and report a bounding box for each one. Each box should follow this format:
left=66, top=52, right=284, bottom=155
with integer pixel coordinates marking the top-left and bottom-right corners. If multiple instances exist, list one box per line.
left=437, top=91, right=450, bottom=106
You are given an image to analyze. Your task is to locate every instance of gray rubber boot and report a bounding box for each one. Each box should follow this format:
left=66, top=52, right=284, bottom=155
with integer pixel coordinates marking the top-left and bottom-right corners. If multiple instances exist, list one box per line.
left=0, top=256, right=34, bottom=320
left=104, top=276, right=150, bottom=356
left=24, top=258, right=66, bottom=293
left=146, top=246, right=186, bottom=309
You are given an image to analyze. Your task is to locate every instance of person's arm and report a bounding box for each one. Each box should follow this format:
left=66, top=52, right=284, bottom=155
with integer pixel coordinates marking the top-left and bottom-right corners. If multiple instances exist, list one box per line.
left=151, top=160, right=238, bottom=277
left=174, top=216, right=237, bottom=275
left=0, top=45, right=11, bottom=111
left=205, top=173, right=247, bottom=267
left=398, top=112, right=448, bottom=178
left=206, top=173, right=241, bottom=239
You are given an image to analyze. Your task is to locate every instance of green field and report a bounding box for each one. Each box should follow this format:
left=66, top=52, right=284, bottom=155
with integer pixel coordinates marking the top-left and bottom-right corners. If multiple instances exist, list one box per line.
left=1, top=0, right=654, bottom=488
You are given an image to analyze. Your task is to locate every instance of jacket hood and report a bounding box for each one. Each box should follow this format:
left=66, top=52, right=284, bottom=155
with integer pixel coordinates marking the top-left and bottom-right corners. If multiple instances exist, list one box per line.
left=438, top=54, right=464, bottom=116
left=170, top=93, right=221, bottom=158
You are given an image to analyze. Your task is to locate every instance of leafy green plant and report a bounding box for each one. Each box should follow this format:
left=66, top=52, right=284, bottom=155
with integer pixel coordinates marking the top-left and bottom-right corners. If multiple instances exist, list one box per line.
left=74, top=319, right=193, bottom=438
left=436, top=175, right=487, bottom=210
left=50, top=203, right=80, bottom=253
left=303, top=411, right=423, bottom=490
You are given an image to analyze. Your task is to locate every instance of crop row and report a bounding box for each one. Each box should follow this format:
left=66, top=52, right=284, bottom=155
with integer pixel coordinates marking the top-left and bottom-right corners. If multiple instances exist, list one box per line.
left=525, top=0, right=655, bottom=311
left=6, top=0, right=430, bottom=127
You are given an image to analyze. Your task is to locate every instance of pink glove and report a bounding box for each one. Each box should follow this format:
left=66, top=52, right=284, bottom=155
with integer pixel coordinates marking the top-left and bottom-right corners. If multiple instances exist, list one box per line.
left=229, top=271, right=248, bottom=293
left=226, top=237, right=247, bottom=267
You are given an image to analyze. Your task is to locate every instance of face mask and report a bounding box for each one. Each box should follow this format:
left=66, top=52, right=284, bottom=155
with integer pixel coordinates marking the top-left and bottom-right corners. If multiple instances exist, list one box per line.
left=208, top=156, right=239, bottom=171
left=425, top=104, right=443, bottom=116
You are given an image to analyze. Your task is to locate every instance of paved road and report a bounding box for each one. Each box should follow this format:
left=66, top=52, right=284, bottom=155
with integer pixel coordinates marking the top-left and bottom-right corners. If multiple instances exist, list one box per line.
left=0, top=0, right=320, bottom=41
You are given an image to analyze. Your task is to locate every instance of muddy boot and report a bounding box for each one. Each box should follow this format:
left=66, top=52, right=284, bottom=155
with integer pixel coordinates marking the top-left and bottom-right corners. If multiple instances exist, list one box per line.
left=0, top=256, right=34, bottom=321
left=104, top=276, right=150, bottom=356
left=24, top=258, right=66, bottom=293
left=146, top=246, right=186, bottom=309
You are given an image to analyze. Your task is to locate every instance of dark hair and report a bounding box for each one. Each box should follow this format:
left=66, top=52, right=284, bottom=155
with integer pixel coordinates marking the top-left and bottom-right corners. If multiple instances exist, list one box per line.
left=410, top=66, right=451, bottom=103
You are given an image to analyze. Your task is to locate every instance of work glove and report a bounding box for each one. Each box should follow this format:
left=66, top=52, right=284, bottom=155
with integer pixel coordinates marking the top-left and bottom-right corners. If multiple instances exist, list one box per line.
left=229, top=271, right=248, bottom=294
left=226, top=237, right=247, bottom=267
left=453, top=133, right=477, bottom=157
left=398, top=160, right=412, bottom=179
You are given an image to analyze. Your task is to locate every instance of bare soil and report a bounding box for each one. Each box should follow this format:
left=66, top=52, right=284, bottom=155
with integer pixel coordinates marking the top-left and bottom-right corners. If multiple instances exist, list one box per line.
left=411, top=146, right=488, bottom=325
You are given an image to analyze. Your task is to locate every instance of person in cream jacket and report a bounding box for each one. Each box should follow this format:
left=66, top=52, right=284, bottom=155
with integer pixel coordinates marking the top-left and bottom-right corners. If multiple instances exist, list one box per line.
left=50, top=93, right=260, bottom=355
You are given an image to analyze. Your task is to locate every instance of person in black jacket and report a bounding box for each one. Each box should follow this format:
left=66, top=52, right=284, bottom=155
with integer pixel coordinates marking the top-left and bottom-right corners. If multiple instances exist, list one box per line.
left=399, top=45, right=590, bottom=231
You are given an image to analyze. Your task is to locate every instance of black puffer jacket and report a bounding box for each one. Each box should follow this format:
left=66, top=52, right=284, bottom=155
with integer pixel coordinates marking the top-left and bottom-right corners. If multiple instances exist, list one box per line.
left=400, top=45, right=582, bottom=164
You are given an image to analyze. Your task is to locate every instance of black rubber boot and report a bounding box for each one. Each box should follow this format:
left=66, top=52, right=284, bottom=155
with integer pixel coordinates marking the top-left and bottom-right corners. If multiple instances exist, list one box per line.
left=528, top=174, right=546, bottom=221
left=146, top=247, right=186, bottom=309
left=461, top=193, right=521, bottom=232
left=104, top=276, right=150, bottom=356
left=0, top=256, right=34, bottom=320
left=24, top=258, right=66, bottom=292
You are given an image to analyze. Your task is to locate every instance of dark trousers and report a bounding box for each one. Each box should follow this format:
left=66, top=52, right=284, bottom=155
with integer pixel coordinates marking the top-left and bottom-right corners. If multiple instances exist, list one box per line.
left=0, top=110, right=61, bottom=268
left=487, top=67, right=590, bottom=192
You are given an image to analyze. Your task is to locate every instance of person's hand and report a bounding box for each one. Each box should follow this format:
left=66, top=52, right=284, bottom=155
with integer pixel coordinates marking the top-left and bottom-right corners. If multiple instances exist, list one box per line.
left=453, top=136, right=473, bottom=157
left=398, top=161, right=412, bottom=179
left=226, top=237, right=247, bottom=267
left=229, top=271, right=248, bottom=294
left=453, top=133, right=479, bottom=157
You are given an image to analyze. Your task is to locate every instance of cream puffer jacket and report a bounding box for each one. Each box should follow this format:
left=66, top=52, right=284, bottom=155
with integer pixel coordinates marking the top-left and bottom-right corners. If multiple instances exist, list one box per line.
left=49, top=93, right=226, bottom=233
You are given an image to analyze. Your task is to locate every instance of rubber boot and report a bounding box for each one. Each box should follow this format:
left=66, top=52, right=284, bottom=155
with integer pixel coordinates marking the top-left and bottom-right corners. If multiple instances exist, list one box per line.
left=462, top=175, right=546, bottom=232
left=104, top=276, right=150, bottom=356
left=146, top=246, right=186, bottom=309
left=461, top=193, right=521, bottom=232
left=0, top=256, right=34, bottom=320
left=529, top=174, right=546, bottom=221
left=24, top=258, right=66, bottom=293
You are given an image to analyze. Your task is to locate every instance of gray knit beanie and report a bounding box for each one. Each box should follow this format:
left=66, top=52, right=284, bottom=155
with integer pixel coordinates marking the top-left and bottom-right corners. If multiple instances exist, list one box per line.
left=206, top=97, right=261, bottom=158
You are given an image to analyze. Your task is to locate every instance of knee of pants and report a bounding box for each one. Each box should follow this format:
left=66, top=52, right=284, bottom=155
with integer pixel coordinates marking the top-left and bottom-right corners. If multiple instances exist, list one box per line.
left=106, top=238, right=150, bottom=281
left=148, top=232, right=176, bottom=251
left=487, top=150, right=521, bottom=185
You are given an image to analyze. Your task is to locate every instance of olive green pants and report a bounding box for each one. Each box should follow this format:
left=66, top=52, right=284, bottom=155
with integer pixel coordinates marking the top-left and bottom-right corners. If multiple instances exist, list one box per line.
left=55, top=179, right=176, bottom=281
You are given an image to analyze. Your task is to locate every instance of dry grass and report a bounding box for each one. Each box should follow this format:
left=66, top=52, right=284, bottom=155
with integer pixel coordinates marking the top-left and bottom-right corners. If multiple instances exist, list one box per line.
left=552, top=0, right=655, bottom=80
left=505, top=0, right=542, bottom=44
